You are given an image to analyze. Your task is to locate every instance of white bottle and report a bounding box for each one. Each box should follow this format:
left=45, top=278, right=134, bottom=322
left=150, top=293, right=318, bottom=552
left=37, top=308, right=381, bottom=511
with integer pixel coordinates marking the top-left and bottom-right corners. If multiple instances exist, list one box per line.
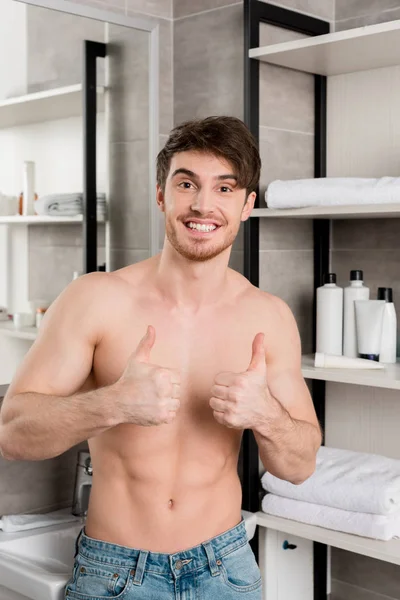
left=22, top=161, right=35, bottom=216
left=316, top=273, right=343, bottom=356
left=343, top=270, right=370, bottom=357
left=378, top=287, right=397, bottom=363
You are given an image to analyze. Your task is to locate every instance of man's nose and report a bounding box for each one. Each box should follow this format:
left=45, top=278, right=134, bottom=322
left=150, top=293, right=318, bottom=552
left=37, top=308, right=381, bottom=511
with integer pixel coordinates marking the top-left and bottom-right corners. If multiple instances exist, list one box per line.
left=190, top=189, right=215, bottom=214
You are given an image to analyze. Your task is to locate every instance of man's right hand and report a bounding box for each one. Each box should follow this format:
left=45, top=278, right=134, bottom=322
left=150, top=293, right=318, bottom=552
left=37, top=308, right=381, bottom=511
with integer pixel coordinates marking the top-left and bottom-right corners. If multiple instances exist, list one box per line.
left=115, top=326, right=181, bottom=426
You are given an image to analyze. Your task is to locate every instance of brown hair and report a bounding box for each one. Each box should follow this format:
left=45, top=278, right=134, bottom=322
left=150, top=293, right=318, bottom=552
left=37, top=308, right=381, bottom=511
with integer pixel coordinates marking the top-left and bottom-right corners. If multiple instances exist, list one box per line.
left=157, top=116, right=261, bottom=197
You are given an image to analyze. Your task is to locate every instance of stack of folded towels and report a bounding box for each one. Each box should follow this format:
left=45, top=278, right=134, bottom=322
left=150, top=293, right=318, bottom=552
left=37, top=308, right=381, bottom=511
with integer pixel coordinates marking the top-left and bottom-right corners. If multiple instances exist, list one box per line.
left=261, top=446, right=400, bottom=541
left=265, top=176, right=400, bottom=209
left=34, top=193, right=107, bottom=218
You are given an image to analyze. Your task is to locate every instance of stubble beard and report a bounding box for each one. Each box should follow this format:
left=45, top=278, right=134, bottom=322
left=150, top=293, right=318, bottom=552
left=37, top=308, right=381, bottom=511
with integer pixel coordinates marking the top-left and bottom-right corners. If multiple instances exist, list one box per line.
left=165, top=216, right=239, bottom=263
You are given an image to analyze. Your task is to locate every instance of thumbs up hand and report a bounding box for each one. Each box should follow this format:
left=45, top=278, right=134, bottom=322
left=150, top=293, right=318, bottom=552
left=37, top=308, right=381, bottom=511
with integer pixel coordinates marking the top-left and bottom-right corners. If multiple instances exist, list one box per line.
left=209, top=333, right=270, bottom=430
left=115, top=325, right=181, bottom=427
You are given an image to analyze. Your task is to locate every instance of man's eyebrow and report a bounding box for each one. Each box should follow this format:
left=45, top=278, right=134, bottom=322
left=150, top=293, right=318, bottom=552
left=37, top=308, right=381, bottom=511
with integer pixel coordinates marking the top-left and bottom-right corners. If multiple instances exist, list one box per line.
left=217, top=174, right=237, bottom=182
left=171, top=169, right=237, bottom=182
left=171, top=168, right=198, bottom=179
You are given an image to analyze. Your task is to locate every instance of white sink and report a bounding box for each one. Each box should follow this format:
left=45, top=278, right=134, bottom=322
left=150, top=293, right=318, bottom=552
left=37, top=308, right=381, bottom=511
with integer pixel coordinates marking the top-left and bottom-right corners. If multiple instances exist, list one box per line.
left=0, top=518, right=82, bottom=600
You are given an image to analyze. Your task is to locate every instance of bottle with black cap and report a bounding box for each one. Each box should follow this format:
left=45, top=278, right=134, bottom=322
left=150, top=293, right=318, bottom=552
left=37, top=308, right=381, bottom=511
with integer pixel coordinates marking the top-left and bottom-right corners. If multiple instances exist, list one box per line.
left=316, top=273, right=343, bottom=355
left=343, top=270, right=370, bottom=358
left=378, top=287, right=397, bottom=363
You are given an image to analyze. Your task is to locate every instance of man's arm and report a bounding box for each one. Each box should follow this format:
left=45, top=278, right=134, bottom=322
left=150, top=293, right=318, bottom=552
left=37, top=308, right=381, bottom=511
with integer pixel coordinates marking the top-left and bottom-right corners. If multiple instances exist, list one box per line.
left=0, top=273, right=120, bottom=461
left=252, top=296, right=322, bottom=484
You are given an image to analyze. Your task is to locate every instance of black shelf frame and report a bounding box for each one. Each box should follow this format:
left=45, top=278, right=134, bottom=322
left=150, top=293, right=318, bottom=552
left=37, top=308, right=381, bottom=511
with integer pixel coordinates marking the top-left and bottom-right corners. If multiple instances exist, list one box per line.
left=83, top=40, right=107, bottom=274
left=242, top=2, right=330, bottom=598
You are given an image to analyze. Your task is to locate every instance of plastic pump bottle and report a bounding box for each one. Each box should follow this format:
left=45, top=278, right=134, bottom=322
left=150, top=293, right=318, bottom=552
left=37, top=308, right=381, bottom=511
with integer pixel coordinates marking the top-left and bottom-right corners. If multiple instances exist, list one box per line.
left=378, top=287, right=397, bottom=364
left=343, top=270, right=370, bottom=358
left=316, top=273, right=343, bottom=356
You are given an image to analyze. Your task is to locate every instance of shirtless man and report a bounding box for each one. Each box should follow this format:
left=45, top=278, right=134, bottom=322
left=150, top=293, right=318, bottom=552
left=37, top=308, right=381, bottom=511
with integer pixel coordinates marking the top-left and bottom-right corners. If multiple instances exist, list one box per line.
left=0, top=116, right=321, bottom=600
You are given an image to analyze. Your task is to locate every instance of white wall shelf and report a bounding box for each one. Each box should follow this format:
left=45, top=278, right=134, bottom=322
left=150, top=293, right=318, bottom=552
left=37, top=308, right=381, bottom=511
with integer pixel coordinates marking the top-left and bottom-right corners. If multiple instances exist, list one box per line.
left=249, top=19, right=400, bottom=76
left=0, top=321, right=37, bottom=341
left=301, top=354, right=400, bottom=390
left=256, top=512, right=400, bottom=566
left=0, top=84, right=105, bottom=129
left=251, top=204, right=400, bottom=219
left=0, top=215, right=106, bottom=225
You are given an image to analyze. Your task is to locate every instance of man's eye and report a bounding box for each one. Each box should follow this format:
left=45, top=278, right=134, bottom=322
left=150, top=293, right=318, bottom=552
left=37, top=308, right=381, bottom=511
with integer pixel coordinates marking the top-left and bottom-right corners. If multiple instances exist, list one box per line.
left=220, top=186, right=232, bottom=193
left=179, top=181, right=193, bottom=189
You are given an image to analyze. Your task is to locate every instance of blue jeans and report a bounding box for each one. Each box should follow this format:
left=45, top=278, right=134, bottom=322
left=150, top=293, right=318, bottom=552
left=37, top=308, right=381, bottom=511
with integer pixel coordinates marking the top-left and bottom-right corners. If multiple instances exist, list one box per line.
left=64, top=517, right=262, bottom=599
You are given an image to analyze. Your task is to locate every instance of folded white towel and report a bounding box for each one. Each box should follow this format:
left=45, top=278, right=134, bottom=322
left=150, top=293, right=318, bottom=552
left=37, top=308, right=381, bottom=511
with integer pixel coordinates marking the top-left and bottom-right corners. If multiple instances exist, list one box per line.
left=265, top=177, right=400, bottom=209
left=262, top=494, right=400, bottom=541
left=35, top=194, right=107, bottom=217
left=35, top=193, right=106, bottom=215
left=261, top=446, right=400, bottom=516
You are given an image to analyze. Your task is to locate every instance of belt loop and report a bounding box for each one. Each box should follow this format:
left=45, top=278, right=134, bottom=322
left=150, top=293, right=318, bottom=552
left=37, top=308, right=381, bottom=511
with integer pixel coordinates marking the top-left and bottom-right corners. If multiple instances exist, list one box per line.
left=74, top=528, right=83, bottom=558
left=202, top=541, right=220, bottom=577
left=132, top=550, right=149, bottom=585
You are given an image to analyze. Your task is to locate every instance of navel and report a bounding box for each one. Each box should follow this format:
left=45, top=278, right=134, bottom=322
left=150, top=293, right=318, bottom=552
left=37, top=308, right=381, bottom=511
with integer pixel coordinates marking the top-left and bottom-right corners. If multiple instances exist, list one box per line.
left=168, top=499, right=174, bottom=509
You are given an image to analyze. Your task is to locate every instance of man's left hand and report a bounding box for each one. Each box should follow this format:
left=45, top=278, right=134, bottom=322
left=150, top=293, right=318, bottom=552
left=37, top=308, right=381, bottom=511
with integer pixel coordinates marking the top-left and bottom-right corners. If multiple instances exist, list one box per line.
left=210, top=333, right=272, bottom=430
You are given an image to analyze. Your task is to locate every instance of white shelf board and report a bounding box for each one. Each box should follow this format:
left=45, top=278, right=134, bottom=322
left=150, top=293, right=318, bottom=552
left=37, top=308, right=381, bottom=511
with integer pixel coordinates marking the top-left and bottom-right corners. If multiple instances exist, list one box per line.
left=0, top=84, right=105, bottom=129
left=0, top=215, right=106, bottom=225
left=301, top=354, right=400, bottom=390
left=0, top=322, right=37, bottom=341
left=251, top=204, right=400, bottom=219
left=256, top=511, right=400, bottom=566
left=249, top=19, right=400, bottom=76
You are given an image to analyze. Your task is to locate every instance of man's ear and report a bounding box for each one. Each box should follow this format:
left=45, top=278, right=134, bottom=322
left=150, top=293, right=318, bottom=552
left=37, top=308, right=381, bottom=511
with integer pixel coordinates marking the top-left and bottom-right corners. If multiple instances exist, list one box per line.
left=156, top=184, right=165, bottom=212
left=241, top=191, right=257, bottom=221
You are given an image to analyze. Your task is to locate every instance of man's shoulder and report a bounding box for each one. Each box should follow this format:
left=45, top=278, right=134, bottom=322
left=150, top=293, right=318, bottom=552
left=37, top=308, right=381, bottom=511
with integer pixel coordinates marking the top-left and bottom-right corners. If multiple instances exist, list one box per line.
left=63, top=270, right=136, bottom=318
left=227, top=269, right=291, bottom=314
left=240, top=281, right=289, bottom=312
left=242, top=285, right=296, bottom=332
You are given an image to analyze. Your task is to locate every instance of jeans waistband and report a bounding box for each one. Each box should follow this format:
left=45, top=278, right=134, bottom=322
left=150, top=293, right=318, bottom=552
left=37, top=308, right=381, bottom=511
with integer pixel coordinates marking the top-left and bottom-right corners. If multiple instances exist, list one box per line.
left=75, top=517, right=248, bottom=577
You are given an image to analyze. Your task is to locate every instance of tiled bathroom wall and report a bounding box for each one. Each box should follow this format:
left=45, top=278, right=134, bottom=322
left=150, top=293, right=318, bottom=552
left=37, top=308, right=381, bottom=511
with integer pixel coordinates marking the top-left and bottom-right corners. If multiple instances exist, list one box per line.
left=336, top=0, right=400, bottom=31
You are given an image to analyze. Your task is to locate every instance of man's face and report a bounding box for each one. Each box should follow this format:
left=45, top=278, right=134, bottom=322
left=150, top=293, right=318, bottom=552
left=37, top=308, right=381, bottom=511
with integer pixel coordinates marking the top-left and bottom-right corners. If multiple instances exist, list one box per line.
left=157, top=151, right=256, bottom=262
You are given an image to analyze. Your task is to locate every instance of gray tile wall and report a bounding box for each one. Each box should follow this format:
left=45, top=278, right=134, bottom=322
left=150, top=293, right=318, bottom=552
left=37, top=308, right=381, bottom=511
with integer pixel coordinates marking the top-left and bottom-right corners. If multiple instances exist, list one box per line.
left=330, top=4, right=400, bottom=600
left=336, top=0, right=400, bottom=31
left=259, top=20, right=316, bottom=353
left=0, top=443, right=88, bottom=515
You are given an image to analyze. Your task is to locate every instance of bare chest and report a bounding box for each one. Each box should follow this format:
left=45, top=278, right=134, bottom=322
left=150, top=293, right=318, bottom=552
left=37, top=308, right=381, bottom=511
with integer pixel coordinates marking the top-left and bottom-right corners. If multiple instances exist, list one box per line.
left=93, top=306, right=259, bottom=408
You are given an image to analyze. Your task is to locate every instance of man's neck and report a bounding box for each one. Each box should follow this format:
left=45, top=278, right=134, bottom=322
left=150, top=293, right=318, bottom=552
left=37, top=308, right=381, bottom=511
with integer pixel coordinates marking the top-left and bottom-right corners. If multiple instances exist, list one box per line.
left=154, top=241, right=232, bottom=311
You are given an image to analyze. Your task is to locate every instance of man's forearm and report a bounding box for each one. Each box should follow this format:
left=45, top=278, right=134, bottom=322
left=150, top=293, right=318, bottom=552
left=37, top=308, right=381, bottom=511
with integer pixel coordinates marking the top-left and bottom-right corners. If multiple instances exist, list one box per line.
left=253, top=395, right=321, bottom=484
left=0, top=385, right=120, bottom=461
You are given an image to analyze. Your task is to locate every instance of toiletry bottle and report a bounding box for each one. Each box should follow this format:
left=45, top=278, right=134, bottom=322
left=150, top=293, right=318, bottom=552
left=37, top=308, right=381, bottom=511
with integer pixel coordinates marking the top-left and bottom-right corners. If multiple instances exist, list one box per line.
left=22, top=161, right=35, bottom=216
left=343, top=270, right=370, bottom=357
left=316, top=273, right=343, bottom=356
left=378, top=287, right=397, bottom=363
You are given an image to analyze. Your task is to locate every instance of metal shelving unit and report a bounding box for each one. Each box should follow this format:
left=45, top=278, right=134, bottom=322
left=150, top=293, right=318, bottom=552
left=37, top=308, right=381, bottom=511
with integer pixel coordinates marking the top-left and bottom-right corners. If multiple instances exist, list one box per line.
left=243, top=3, right=400, bottom=598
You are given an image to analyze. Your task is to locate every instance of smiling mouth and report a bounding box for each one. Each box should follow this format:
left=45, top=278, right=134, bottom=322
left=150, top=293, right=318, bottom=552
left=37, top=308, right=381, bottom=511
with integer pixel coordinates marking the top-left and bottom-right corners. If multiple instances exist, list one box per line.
left=184, top=221, right=220, bottom=234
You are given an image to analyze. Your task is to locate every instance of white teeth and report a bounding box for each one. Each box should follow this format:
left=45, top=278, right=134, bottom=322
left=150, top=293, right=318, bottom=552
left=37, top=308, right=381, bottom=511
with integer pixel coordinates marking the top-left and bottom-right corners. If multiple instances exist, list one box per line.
left=187, top=222, right=217, bottom=232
